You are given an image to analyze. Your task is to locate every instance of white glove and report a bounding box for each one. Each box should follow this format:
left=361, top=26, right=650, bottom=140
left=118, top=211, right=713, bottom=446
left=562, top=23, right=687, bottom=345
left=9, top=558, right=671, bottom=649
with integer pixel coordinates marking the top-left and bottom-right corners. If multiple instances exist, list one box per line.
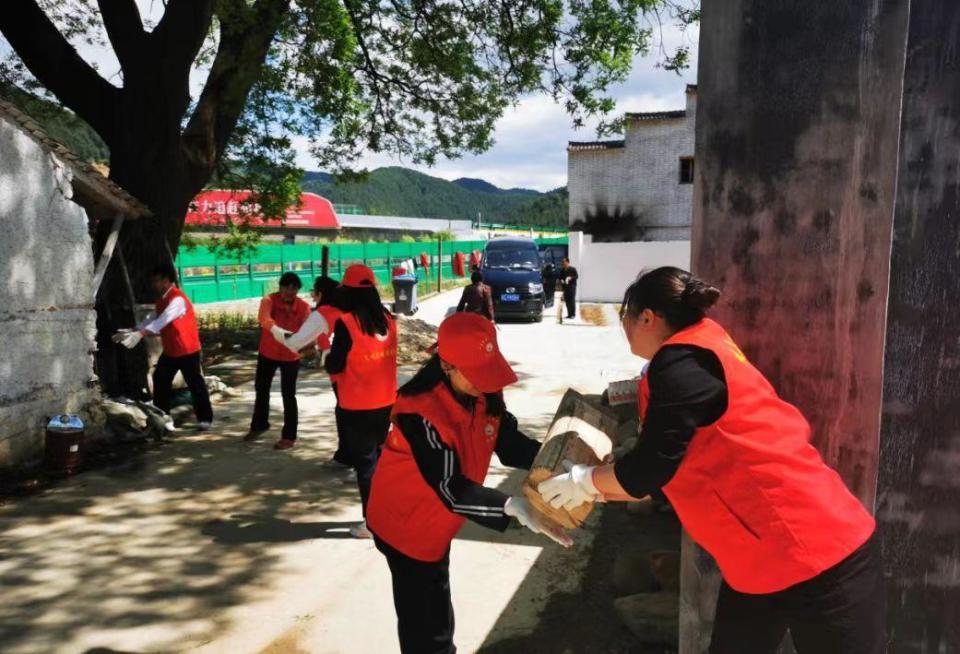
left=537, top=460, right=600, bottom=511
left=270, top=325, right=292, bottom=344
left=118, top=331, right=143, bottom=349
left=111, top=329, right=133, bottom=344
left=504, top=496, right=573, bottom=548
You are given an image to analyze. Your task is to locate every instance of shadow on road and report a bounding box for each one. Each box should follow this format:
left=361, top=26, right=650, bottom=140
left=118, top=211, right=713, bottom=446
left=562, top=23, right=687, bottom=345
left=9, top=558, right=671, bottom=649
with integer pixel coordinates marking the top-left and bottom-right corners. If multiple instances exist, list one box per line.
left=0, top=371, right=360, bottom=653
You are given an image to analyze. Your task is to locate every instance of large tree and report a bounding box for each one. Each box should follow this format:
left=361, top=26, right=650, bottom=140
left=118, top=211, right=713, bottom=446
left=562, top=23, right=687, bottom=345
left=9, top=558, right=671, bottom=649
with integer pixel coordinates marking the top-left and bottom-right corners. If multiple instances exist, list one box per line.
left=0, top=0, right=693, bottom=341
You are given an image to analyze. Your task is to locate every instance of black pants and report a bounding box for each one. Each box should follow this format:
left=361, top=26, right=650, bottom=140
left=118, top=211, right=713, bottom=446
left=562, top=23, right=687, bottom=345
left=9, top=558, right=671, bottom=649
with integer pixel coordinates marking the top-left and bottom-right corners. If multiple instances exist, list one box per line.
left=374, top=535, right=456, bottom=654
left=710, top=532, right=885, bottom=654
left=153, top=351, right=213, bottom=423
left=543, top=282, right=556, bottom=307
left=563, top=286, right=577, bottom=318
left=331, top=384, right=351, bottom=465
left=335, top=404, right=392, bottom=515
left=250, top=354, right=300, bottom=440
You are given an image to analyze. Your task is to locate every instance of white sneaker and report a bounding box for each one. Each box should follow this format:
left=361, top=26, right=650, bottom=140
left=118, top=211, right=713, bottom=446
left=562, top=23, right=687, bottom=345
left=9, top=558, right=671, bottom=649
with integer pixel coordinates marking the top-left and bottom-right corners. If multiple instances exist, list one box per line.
left=349, top=521, right=373, bottom=539
left=197, top=421, right=212, bottom=431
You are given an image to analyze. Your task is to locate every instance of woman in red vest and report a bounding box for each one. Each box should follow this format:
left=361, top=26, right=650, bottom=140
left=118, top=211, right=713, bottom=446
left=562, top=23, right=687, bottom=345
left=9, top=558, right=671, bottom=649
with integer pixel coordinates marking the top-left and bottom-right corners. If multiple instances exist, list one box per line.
left=114, top=265, right=213, bottom=430
left=245, top=272, right=311, bottom=450
left=322, top=264, right=398, bottom=539
left=282, top=274, right=349, bottom=467
left=538, top=267, right=884, bottom=654
left=367, top=312, right=571, bottom=654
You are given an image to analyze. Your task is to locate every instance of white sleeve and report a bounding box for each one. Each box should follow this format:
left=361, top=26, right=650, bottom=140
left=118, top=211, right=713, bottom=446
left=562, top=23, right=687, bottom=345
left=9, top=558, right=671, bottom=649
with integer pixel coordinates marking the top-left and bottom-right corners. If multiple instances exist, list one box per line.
left=142, top=297, right=187, bottom=334
left=283, top=310, right=330, bottom=352
left=136, top=312, right=157, bottom=331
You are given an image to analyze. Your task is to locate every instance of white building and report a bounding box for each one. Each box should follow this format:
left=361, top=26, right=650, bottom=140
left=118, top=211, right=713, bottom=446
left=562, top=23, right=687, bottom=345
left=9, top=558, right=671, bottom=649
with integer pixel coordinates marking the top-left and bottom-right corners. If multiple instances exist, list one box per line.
left=567, top=85, right=696, bottom=301
left=0, top=98, right=148, bottom=467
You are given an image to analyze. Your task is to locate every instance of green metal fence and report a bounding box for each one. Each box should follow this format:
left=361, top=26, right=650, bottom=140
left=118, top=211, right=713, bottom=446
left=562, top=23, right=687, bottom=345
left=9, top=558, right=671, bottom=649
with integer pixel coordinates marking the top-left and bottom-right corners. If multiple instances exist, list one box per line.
left=177, top=236, right=568, bottom=304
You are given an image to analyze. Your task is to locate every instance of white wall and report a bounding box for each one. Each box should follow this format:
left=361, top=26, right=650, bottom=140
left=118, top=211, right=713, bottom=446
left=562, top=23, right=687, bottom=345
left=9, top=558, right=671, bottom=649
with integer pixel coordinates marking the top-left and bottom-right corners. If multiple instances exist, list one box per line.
left=568, top=90, right=696, bottom=241
left=0, top=117, right=97, bottom=467
left=569, top=232, right=692, bottom=303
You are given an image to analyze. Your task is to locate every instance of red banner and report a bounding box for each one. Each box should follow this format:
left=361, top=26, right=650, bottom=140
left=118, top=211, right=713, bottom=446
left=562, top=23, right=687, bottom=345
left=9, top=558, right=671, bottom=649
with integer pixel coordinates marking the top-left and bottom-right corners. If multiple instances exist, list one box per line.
left=185, top=190, right=340, bottom=230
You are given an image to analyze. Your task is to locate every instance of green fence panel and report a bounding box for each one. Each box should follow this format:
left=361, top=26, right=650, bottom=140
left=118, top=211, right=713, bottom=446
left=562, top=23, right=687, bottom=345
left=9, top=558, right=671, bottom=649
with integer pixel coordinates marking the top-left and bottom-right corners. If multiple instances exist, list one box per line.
left=179, top=234, right=567, bottom=304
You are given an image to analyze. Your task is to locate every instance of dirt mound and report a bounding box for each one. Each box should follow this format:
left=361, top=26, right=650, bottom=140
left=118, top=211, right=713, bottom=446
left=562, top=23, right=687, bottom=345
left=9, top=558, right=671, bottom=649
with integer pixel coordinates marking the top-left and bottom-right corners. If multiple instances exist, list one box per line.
left=397, top=317, right=437, bottom=365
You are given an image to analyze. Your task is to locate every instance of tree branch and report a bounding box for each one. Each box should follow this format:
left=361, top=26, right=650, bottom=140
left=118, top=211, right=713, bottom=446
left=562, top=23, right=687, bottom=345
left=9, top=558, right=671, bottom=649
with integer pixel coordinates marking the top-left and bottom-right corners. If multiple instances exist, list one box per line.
left=180, top=0, right=291, bottom=186
left=151, top=0, right=216, bottom=80
left=0, top=0, right=118, bottom=137
left=96, top=0, right=145, bottom=76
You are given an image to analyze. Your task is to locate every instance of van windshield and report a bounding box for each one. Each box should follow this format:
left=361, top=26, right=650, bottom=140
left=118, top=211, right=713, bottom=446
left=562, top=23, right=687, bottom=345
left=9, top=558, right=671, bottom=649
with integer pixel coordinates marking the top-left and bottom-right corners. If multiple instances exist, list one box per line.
left=483, top=248, right=540, bottom=271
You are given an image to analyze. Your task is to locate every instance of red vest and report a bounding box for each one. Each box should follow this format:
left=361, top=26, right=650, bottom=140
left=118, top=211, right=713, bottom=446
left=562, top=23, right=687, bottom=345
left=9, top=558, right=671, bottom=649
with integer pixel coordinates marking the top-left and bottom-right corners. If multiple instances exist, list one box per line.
left=367, top=385, right=502, bottom=561
left=316, top=305, right=341, bottom=353
left=336, top=313, right=398, bottom=410
left=259, top=293, right=311, bottom=362
left=637, top=319, right=875, bottom=593
left=156, top=286, right=201, bottom=357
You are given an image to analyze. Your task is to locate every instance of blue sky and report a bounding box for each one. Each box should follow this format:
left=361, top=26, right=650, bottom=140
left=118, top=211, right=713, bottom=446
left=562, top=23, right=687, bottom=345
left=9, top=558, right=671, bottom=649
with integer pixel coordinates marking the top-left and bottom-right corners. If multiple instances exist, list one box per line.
left=7, top=3, right=698, bottom=193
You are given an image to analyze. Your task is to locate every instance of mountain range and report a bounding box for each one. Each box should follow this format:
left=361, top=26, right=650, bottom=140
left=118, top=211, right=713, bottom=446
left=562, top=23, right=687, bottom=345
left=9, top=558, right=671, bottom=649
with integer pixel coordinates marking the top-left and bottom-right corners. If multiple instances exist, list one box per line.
left=2, top=87, right=568, bottom=227
left=302, top=168, right=567, bottom=226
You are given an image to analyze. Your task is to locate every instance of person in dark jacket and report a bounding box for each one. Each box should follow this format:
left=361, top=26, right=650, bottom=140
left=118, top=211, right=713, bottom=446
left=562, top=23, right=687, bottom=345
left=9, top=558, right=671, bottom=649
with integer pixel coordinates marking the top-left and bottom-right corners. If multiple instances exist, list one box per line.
left=538, top=267, right=883, bottom=654
left=560, top=258, right=578, bottom=318
left=542, top=263, right=556, bottom=308
left=367, top=312, right=570, bottom=654
left=456, top=271, right=495, bottom=320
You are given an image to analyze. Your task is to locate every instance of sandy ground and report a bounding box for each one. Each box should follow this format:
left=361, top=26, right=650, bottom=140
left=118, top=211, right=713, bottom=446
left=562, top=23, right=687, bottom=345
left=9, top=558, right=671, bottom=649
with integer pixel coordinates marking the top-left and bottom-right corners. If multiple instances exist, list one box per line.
left=0, top=292, right=642, bottom=654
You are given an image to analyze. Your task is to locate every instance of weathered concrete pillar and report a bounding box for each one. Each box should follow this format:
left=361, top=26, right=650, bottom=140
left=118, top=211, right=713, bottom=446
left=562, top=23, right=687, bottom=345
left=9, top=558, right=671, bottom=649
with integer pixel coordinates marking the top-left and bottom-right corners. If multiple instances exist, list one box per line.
left=686, top=0, right=960, bottom=651
left=876, top=2, right=960, bottom=651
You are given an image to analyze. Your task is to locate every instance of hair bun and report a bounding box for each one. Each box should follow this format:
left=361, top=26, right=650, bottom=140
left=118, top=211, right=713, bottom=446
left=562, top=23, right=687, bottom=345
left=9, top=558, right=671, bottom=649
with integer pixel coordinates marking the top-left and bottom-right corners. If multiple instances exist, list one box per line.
left=681, top=279, right=721, bottom=311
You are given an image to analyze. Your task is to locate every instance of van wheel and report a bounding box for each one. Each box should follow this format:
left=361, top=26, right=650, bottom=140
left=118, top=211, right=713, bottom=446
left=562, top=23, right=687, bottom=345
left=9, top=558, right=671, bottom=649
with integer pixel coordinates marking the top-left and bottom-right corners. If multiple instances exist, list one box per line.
left=534, top=312, right=543, bottom=323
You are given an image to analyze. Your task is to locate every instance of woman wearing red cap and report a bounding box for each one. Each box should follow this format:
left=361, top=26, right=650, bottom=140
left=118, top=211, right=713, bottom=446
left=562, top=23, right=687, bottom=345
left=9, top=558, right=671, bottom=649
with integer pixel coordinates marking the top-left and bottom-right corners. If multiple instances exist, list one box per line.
left=281, top=275, right=351, bottom=467
left=367, top=311, right=571, bottom=654
left=288, top=264, right=397, bottom=538
left=538, top=267, right=884, bottom=654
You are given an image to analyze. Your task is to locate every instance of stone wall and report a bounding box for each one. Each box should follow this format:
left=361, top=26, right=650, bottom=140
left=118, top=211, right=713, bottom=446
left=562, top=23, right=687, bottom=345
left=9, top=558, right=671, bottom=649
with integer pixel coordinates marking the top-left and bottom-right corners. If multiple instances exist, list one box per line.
left=0, top=116, right=98, bottom=467
left=568, top=91, right=696, bottom=241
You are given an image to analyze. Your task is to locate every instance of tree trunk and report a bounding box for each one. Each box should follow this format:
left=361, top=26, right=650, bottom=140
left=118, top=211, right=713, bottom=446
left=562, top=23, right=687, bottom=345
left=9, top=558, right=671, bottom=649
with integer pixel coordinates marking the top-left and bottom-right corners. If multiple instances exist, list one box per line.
left=92, top=90, right=209, bottom=399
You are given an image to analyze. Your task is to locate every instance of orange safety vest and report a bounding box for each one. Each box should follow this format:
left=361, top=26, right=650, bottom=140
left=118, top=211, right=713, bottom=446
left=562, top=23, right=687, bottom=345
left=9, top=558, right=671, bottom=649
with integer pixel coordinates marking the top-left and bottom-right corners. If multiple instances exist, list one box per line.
left=156, top=286, right=201, bottom=357
left=316, top=305, right=341, bottom=353
left=336, top=312, right=398, bottom=410
left=367, top=384, right=502, bottom=561
left=637, top=318, right=875, bottom=594
left=258, top=293, right=311, bottom=362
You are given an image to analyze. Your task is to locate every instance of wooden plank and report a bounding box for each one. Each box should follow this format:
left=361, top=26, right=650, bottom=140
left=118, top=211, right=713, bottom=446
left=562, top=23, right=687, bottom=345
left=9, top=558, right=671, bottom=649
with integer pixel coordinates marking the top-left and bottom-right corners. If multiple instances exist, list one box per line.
left=522, top=389, right=617, bottom=530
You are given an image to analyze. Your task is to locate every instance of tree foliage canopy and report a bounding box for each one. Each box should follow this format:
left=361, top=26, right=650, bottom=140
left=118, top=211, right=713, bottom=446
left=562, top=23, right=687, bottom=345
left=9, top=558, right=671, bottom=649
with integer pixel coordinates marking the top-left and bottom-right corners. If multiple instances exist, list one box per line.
left=0, top=0, right=695, bottom=258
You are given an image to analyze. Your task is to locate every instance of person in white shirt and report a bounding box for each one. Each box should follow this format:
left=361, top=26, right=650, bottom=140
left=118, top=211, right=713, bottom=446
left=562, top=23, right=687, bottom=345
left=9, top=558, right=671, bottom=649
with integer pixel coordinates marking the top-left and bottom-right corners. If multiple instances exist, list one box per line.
left=114, top=266, right=212, bottom=430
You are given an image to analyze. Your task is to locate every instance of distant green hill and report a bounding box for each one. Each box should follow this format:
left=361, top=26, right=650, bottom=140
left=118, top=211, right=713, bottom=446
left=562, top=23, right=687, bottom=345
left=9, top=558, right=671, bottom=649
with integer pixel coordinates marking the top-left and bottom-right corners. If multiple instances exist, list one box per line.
left=0, top=84, right=109, bottom=162
left=302, top=167, right=567, bottom=227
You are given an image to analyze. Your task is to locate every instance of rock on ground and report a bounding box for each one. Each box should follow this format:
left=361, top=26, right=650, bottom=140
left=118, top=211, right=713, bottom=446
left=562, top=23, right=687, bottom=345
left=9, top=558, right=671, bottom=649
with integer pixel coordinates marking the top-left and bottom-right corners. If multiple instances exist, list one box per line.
left=612, top=550, right=660, bottom=596
left=613, top=591, right=679, bottom=644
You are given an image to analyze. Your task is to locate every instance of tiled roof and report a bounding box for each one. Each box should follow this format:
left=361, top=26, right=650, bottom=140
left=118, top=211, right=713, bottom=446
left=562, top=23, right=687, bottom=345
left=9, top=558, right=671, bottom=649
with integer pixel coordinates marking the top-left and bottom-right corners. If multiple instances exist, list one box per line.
left=567, top=140, right=625, bottom=152
left=0, top=96, right=150, bottom=217
left=624, top=109, right=687, bottom=122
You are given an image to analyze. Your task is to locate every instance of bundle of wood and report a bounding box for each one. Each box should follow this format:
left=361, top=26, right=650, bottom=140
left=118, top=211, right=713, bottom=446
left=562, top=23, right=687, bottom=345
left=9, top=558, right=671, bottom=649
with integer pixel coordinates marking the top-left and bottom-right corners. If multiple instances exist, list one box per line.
left=522, top=389, right=619, bottom=529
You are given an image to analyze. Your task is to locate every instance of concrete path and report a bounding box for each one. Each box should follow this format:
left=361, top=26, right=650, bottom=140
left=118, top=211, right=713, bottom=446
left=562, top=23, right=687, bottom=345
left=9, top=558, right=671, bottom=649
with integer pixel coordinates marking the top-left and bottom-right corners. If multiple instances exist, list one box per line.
left=0, top=290, right=639, bottom=654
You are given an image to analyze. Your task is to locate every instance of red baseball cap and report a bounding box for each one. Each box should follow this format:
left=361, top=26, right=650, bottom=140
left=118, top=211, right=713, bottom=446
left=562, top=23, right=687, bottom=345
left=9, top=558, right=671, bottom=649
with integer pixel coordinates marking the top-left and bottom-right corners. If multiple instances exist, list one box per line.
left=342, top=264, right=377, bottom=288
left=437, top=313, right=518, bottom=393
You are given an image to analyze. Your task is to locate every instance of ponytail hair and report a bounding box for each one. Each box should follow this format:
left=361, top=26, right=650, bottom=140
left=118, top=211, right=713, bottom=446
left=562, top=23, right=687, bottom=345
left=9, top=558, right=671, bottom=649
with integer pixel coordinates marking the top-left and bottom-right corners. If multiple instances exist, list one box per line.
left=620, top=267, right=721, bottom=330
